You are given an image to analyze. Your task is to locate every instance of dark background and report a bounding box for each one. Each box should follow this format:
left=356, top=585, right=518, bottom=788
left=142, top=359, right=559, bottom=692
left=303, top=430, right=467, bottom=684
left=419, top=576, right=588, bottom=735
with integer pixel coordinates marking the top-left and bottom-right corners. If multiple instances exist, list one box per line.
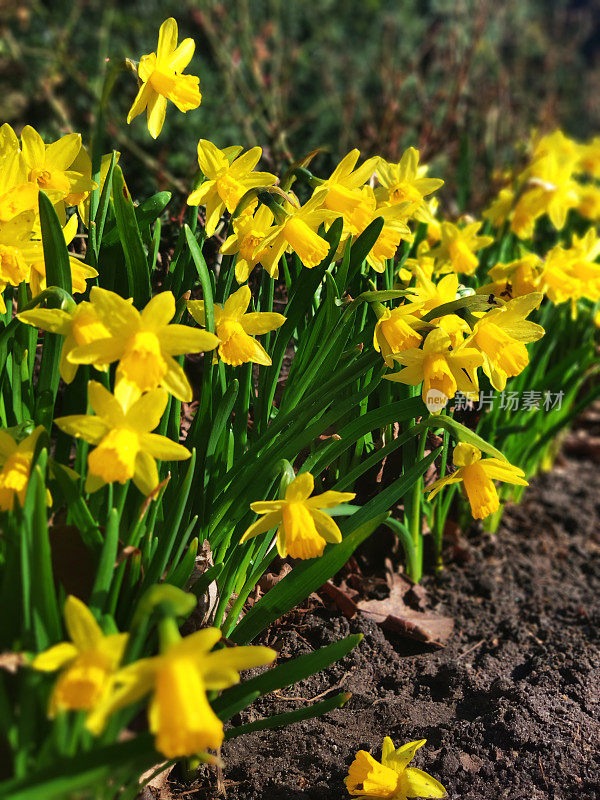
left=2, top=0, right=599, bottom=208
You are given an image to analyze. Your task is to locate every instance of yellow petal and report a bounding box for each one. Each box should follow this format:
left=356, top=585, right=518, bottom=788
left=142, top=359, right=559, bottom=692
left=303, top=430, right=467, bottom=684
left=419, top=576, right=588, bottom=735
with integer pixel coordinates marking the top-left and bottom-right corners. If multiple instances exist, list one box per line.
left=161, top=356, right=193, bottom=402
left=239, top=312, right=286, bottom=336
left=223, top=285, right=251, bottom=319
left=156, top=17, right=178, bottom=62
left=399, top=767, right=447, bottom=798
left=141, top=291, right=176, bottom=328
left=157, top=325, right=219, bottom=355
left=305, top=490, right=355, bottom=509
left=88, top=380, right=126, bottom=425
left=169, top=37, right=195, bottom=72
left=133, top=450, right=159, bottom=496
left=45, top=133, right=81, bottom=172
left=308, top=508, right=343, bottom=543
left=64, top=596, right=103, bottom=651
left=54, top=414, right=111, bottom=446
left=240, top=511, right=282, bottom=542
left=139, top=433, right=191, bottom=462
left=33, top=642, right=78, bottom=672
left=125, top=388, right=169, bottom=432
left=285, top=472, right=314, bottom=502
left=147, top=93, right=168, bottom=140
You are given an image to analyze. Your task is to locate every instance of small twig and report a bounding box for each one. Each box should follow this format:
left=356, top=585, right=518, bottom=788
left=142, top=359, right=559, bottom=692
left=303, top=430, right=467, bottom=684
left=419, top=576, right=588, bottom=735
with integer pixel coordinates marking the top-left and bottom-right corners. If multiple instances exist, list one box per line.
left=273, top=671, right=351, bottom=704
left=458, top=639, right=485, bottom=658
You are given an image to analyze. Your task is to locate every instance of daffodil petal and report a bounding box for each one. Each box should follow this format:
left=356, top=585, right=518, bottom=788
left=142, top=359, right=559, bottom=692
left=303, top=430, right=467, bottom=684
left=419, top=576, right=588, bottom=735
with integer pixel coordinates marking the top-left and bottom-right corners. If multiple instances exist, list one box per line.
left=141, top=291, right=175, bottom=328
left=308, top=508, right=342, bottom=543
left=285, top=472, right=314, bottom=502
left=133, top=450, right=159, bottom=496
left=239, top=312, right=286, bottom=335
left=54, top=414, right=110, bottom=445
left=64, top=595, right=103, bottom=651
left=158, top=325, right=219, bottom=355
left=32, top=642, right=78, bottom=672
left=139, top=433, right=191, bottom=462
left=240, top=511, right=282, bottom=542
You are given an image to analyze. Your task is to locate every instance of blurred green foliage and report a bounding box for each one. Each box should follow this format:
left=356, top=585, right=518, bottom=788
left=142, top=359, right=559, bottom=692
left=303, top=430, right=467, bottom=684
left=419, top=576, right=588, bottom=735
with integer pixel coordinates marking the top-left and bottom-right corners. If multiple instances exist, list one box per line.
left=1, top=0, right=599, bottom=208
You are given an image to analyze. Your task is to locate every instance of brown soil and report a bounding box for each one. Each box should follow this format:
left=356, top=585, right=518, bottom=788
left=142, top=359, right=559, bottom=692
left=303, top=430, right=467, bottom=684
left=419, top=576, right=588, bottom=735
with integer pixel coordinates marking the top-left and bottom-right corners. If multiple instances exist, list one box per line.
left=182, top=445, right=600, bottom=800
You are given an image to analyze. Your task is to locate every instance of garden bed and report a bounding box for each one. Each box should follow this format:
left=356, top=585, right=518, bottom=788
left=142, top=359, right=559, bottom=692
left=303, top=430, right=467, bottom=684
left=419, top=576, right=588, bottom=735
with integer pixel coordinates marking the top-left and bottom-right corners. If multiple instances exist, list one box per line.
left=184, top=433, right=600, bottom=800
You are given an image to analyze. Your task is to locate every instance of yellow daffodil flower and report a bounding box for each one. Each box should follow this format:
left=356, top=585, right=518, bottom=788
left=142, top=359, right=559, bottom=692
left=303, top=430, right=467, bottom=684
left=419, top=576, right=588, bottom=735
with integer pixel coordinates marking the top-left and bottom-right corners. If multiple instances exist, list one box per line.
left=346, top=738, right=446, bottom=799
left=19, top=300, right=111, bottom=385
left=578, top=135, right=600, bottom=178
left=86, top=624, right=276, bottom=759
left=0, top=211, right=35, bottom=311
left=345, top=187, right=413, bottom=273
left=33, top=596, right=128, bottom=717
left=543, top=229, right=600, bottom=310
left=66, top=288, right=219, bottom=406
left=241, top=472, right=355, bottom=559
left=220, top=204, right=275, bottom=283
left=385, top=328, right=482, bottom=413
left=127, top=18, right=202, bottom=139
left=376, top=148, right=443, bottom=215
left=576, top=184, right=600, bottom=221
left=54, top=381, right=190, bottom=494
left=482, top=186, right=515, bottom=229
left=435, top=313, right=471, bottom=348
left=20, top=125, right=95, bottom=205
left=428, top=221, right=493, bottom=276
left=373, top=302, right=424, bottom=367
left=259, top=194, right=336, bottom=273
left=465, top=293, right=544, bottom=391
left=408, top=271, right=459, bottom=317
left=485, top=253, right=544, bottom=299
left=23, top=213, right=98, bottom=297
left=188, top=285, right=285, bottom=367
left=512, top=153, right=579, bottom=238
left=187, top=140, right=277, bottom=236
left=426, top=442, right=528, bottom=520
left=0, top=425, right=47, bottom=511
left=316, top=149, right=379, bottom=218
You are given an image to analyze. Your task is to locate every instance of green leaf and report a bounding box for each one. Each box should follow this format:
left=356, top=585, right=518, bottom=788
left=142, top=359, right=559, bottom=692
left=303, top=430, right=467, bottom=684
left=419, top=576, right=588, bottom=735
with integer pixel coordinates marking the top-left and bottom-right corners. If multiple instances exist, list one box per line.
left=348, top=216, right=384, bottom=276
left=425, top=415, right=507, bottom=461
left=185, top=224, right=215, bottom=333
left=23, top=453, right=61, bottom=649
left=111, top=165, right=151, bottom=305
left=92, top=150, right=118, bottom=255
left=229, top=513, right=388, bottom=644
left=38, top=191, right=72, bottom=294
left=214, top=634, right=361, bottom=720
left=102, top=190, right=171, bottom=247
left=89, top=508, right=120, bottom=615
left=225, top=692, right=350, bottom=740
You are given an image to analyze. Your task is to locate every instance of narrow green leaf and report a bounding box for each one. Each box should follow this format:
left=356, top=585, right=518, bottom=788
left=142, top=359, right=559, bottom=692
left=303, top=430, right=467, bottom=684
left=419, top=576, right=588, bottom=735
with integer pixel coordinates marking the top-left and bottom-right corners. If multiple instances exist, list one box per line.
left=112, top=165, right=151, bottom=305
left=214, top=634, right=361, bottom=720
left=225, top=691, right=350, bottom=740
left=185, top=224, right=215, bottom=333
left=89, top=508, right=120, bottom=615
left=38, top=191, right=72, bottom=294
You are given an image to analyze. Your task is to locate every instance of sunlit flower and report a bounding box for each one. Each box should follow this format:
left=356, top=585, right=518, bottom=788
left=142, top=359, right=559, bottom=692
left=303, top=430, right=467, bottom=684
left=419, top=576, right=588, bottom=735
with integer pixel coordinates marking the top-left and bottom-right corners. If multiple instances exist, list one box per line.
left=376, top=148, right=443, bottom=215
left=465, top=293, right=544, bottom=391
left=128, top=18, right=202, bottom=139
left=482, top=186, right=515, bottom=229
left=346, top=738, right=446, bottom=799
left=54, top=381, right=190, bottom=494
left=426, top=442, right=528, bottom=519
left=19, top=300, right=111, bottom=384
left=486, top=253, right=544, bottom=298
left=22, top=213, right=98, bottom=297
left=20, top=125, right=95, bottom=205
left=0, top=425, right=47, bottom=511
left=428, top=221, right=493, bottom=276
left=512, top=152, right=580, bottom=237
left=187, top=140, right=277, bottom=236
left=373, top=302, right=424, bottom=367
left=33, top=596, right=128, bottom=717
left=87, top=624, right=276, bottom=759
left=259, top=194, right=336, bottom=273
left=241, top=472, right=355, bottom=560
left=188, top=285, right=285, bottom=367
left=408, top=271, right=459, bottom=317
left=66, top=288, right=219, bottom=406
left=316, top=149, right=379, bottom=218
left=220, top=204, right=275, bottom=282
left=385, top=328, right=482, bottom=413
left=0, top=210, right=36, bottom=310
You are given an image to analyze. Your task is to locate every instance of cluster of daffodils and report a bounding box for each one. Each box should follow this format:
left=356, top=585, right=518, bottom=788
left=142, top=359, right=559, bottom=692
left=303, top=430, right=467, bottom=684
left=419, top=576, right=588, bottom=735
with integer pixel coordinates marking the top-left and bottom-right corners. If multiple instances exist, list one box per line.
left=484, top=129, right=600, bottom=237
left=0, top=122, right=100, bottom=313
left=33, top=595, right=276, bottom=759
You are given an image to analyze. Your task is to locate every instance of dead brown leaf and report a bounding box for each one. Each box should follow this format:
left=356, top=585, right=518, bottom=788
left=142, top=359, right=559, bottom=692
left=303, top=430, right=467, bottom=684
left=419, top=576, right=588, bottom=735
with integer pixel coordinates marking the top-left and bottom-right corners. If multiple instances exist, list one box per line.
left=357, top=573, right=453, bottom=646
